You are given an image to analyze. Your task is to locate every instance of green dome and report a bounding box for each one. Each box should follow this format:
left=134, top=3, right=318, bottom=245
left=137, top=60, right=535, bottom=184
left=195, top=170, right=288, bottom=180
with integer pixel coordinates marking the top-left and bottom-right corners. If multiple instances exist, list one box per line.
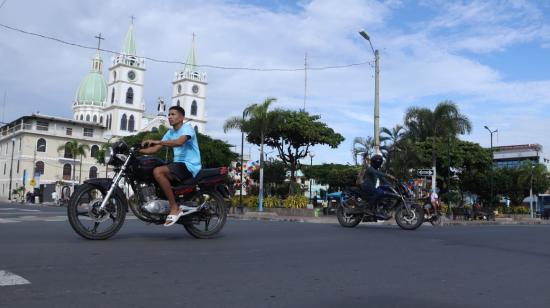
left=75, top=52, right=107, bottom=106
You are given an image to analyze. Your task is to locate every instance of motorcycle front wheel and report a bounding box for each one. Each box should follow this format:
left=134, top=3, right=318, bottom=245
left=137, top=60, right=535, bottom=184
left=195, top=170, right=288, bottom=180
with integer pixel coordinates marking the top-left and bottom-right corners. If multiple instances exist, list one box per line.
left=67, top=183, right=126, bottom=240
left=183, top=190, right=227, bottom=239
left=336, top=206, right=361, bottom=228
left=395, top=203, right=423, bottom=230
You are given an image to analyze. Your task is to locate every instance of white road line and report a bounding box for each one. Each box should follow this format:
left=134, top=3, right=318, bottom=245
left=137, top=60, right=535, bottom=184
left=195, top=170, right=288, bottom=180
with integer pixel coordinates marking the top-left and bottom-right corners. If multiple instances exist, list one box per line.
left=0, top=270, right=31, bottom=286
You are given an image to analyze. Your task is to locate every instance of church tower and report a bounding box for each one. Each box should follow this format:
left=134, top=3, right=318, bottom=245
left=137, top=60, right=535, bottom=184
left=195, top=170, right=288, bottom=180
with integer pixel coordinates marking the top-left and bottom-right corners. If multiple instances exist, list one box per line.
left=104, top=22, right=145, bottom=137
left=172, top=36, right=208, bottom=133
left=72, top=45, right=107, bottom=124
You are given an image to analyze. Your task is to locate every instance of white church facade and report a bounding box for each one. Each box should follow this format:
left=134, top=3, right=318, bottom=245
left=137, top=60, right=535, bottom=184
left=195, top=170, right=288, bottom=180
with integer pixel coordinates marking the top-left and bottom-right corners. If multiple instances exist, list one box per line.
left=0, top=23, right=208, bottom=201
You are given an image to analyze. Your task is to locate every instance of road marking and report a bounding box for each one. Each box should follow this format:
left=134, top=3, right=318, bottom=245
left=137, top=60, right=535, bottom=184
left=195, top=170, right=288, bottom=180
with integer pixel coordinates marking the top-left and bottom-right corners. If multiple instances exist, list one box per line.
left=0, top=270, right=30, bottom=286
left=0, top=218, right=19, bottom=223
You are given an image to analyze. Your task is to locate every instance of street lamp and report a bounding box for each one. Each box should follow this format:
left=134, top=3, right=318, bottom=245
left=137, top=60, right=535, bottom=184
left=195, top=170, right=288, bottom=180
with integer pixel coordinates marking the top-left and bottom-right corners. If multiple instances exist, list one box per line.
left=484, top=125, right=497, bottom=208
left=358, top=29, right=381, bottom=155
left=238, top=110, right=245, bottom=214
left=309, top=152, right=315, bottom=204
left=530, top=164, right=535, bottom=219
left=8, top=138, right=15, bottom=200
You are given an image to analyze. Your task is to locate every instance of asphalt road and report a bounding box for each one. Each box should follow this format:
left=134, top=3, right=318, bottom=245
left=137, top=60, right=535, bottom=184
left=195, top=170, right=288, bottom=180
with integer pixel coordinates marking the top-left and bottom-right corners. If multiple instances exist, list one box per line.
left=1, top=202, right=550, bottom=308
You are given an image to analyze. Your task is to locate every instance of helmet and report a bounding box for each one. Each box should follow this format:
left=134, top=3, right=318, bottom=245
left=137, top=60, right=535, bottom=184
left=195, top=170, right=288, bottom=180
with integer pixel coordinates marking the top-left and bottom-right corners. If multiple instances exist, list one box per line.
left=370, top=154, right=383, bottom=169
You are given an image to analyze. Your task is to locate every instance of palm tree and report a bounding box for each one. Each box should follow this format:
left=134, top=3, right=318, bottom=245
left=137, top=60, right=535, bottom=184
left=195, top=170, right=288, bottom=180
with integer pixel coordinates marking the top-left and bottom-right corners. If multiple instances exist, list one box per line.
left=58, top=140, right=90, bottom=185
left=380, top=125, right=405, bottom=148
left=224, top=97, right=277, bottom=212
left=351, top=136, right=374, bottom=166
left=403, top=100, right=472, bottom=190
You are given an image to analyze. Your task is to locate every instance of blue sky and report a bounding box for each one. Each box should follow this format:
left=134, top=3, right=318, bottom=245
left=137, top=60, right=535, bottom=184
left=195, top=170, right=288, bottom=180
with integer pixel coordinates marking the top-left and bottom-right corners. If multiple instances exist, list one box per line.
left=1, top=0, right=550, bottom=165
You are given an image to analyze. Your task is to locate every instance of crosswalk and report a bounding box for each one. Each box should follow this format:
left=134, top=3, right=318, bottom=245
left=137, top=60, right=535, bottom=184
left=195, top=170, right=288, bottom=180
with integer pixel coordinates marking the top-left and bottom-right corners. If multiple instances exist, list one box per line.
left=0, top=207, right=66, bottom=223
left=0, top=270, right=31, bottom=286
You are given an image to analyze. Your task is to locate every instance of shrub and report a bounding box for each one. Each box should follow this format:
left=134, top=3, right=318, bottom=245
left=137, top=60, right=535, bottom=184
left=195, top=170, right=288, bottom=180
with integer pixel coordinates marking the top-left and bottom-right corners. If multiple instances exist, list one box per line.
left=283, top=195, right=308, bottom=208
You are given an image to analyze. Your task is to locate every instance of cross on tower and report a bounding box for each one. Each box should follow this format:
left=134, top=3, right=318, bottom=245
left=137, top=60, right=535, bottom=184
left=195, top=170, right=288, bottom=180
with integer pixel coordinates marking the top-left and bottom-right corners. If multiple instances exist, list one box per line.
left=131, top=15, right=136, bottom=24
left=192, top=32, right=196, bottom=41
left=94, top=33, right=105, bottom=50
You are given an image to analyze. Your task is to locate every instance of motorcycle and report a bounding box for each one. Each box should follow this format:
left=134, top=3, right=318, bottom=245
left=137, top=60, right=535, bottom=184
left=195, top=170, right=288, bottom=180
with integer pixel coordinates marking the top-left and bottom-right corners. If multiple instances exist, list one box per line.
left=336, top=180, right=424, bottom=230
left=422, top=198, right=442, bottom=226
left=67, top=141, right=228, bottom=240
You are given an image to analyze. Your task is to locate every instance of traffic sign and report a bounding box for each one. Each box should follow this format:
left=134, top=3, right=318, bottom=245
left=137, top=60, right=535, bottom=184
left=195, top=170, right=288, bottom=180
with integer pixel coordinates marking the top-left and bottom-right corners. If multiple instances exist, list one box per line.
left=30, top=178, right=36, bottom=187
left=417, top=169, right=434, bottom=177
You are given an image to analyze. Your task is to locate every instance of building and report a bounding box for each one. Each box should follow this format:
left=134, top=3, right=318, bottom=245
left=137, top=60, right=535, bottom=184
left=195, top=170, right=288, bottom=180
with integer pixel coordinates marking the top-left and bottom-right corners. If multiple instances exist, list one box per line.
left=0, top=114, right=108, bottom=200
left=493, top=144, right=548, bottom=168
left=0, top=22, right=209, bottom=201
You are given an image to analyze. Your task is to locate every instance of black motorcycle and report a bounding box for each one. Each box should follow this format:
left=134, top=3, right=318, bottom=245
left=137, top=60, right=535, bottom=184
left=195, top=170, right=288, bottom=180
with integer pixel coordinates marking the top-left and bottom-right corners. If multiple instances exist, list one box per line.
left=336, top=180, right=424, bottom=230
left=67, top=141, right=228, bottom=240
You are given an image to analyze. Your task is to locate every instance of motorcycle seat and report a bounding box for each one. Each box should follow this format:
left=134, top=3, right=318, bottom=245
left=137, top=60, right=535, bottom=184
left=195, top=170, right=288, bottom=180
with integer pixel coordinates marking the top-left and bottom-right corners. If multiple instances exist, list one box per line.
left=172, top=167, right=227, bottom=185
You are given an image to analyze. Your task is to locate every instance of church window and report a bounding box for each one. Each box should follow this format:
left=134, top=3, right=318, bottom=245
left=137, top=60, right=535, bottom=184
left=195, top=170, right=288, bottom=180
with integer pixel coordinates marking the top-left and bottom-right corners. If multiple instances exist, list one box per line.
left=93, top=115, right=97, bottom=122
left=126, top=87, right=134, bottom=104
left=194, top=125, right=198, bottom=132
left=86, top=115, right=90, bottom=122
left=89, top=166, right=98, bottom=179
left=66, top=128, right=72, bottom=136
left=108, top=115, right=112, bottom=129
left=63, top=142, right=73, bottom=158
left=151, top=127, right=158, bottom=133
left=17, top=160, right=19, bottom=174
left=191, top=101, right=197, bottom=116
left=113, top=71, right=117, bottom=81
left=177, top=100, right=180, bottom=107
left=80, top=114, right=83, bottom=121
left=177, top=84, right=182, bottom=94
left=100, top=116, right=103, bottom=124
left=84, top=128, right=94, bottom=137
left=35, top=161, right=45, bottom=176
left=62, top=164, right=72, bottom=180
left=36, top=138, right=46, bottom=152
left=3, top=163, right=5, bottom=175
left=128, top=115, right=135, bottom=132
left=121, top=114, right=128, bottom=130
left=90, top=145, right=99, bottom=158
left=111, top=89, right=115, bottom=104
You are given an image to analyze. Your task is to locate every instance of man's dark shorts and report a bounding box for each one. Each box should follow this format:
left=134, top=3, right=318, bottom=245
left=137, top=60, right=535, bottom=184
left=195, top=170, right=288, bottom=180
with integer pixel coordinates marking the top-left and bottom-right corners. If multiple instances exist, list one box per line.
left=168, top=162, right=193, bottom=182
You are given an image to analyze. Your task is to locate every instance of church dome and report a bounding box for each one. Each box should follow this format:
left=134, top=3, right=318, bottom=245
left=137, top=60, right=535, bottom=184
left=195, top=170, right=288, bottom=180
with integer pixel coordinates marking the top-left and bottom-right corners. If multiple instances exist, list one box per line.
left=74, top=51, right=107, bottom=106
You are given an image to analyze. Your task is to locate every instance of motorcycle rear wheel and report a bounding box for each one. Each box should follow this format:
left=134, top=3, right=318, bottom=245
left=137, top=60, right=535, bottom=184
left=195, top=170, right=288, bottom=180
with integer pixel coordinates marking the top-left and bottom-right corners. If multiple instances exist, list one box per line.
left=395, top=203, right=423, bottom=230
left=430, top=213, right=442, bottom=226
left=67, top=183, right=126, bottom=240
left=336, top=206, right=361, bottom=228
left=183, top=190, right=227, bottom=239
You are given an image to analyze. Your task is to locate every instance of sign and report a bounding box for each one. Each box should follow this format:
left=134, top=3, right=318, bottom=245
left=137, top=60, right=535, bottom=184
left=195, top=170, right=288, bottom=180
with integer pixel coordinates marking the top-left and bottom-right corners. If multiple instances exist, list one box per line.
left=29, top=178, right=36, bottom=187
left=417, top=169, right=434, bottom=177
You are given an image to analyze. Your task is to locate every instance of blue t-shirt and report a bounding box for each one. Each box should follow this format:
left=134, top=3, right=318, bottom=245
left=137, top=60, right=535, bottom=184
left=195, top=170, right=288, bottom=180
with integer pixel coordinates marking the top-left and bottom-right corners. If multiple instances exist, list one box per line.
left=162, top=123, right=201, bottom=177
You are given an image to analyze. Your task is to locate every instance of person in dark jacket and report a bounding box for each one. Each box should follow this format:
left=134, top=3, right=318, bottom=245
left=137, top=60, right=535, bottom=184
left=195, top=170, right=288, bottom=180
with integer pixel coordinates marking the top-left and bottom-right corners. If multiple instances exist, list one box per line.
left=360, top=154, right=395, bottom=213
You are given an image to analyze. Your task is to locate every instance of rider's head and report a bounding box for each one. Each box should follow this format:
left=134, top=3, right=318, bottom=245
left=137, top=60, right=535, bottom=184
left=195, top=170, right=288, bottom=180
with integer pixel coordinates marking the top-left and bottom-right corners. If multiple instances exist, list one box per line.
left=370, top=154, right=383, bottom=169
left=168, top=106, right=186, bottom=126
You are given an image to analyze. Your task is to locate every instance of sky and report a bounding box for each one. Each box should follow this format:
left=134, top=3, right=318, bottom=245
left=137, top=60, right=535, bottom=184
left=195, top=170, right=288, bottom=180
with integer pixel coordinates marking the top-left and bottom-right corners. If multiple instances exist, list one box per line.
left=1, top=0, right=550, bottom=166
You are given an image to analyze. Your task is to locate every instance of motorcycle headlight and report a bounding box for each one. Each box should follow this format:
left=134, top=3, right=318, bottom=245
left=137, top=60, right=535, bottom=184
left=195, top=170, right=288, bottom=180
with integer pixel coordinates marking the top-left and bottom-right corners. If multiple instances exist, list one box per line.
left=104, top=147, right=114, bottom=164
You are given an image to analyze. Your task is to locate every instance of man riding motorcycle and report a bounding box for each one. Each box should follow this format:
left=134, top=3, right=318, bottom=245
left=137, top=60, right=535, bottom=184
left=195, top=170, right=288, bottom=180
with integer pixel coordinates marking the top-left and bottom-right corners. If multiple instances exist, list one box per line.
left=359, top=154, right=396, bottom=217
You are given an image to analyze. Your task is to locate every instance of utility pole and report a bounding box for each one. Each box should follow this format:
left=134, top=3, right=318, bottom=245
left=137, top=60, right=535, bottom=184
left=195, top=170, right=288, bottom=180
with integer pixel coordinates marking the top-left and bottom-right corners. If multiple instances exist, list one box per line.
left=239, top=110, right=245, bottom=214
left=8, top=138, right=15, bottom=200
left=373, top=49, right=380, bottom=155
left=484, top=126, right=497, bottom=208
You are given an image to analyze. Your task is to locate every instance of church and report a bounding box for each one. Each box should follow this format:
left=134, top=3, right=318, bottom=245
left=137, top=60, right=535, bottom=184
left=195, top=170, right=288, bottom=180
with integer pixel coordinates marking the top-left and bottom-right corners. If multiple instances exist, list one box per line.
left=0, top=23, right=208, bottom=201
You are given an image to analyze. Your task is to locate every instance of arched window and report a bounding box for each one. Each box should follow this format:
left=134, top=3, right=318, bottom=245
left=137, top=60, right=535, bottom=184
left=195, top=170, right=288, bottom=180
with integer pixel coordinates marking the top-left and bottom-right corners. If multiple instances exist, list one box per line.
left=36, top=138, right=46, bottom=152
left=177, top=100, right=180, bottom=107
left=113, top=71, right=117, bottom=81
left=89, top=166, right=98, bottom=179
left=63, top=164, right=72, bottom=180
left=90, top=145, right=99, bottom=158
left=151, top=127, right=158, bottom=133
left=121, top=114, right=127, bottom=130
left=191, top=100, right=197, bottom=116
left=126, top=87, right=134, bottom=104
left=111, top=89, right=115, bottom=104
left=100, top=116, right=103, bottom=124
left=92, top=115, right=97, bottom=122
left=194, top=125, right=198, bottom=132
left=35, top=161, right=45, bottom=176
left=64, top=142, right=73, bottom=158
left=128, top=115, right=135, bottom=132
left=86, top=114, right=90, bottom=122
left=79, top=114, right=83, bottom=121
left=109, top=114, right=112, bottom=129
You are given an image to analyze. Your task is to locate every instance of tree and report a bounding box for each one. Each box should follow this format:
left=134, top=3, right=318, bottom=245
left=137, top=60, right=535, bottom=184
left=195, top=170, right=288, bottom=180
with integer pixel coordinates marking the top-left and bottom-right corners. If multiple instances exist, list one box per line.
left=224, top=97, right=277, bottom=211
left=197, top=133, right=238, bottom=168
left=57, top=140, right=89, bottom=184
left=303, top=164, right=359, bottom=192
left=250, top=160, right=287, bottom=196
left=380, top=124, right=406, bottom=172
left=351, top=136, right=374, bottom=166
left=260, top=109, right=344, bottom=194
left=404, top=100, right=472, bottom=191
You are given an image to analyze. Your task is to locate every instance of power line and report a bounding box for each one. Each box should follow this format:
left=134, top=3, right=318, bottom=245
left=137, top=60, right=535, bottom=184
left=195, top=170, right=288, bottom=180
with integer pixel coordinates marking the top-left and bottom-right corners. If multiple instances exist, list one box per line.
left=0, top=22, right=372, bottom=72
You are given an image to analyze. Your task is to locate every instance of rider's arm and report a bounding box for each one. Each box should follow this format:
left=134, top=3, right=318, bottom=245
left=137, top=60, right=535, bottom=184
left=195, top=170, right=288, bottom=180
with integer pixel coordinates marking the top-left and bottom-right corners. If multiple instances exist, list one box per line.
left=159, top=135, right=189, bottom=148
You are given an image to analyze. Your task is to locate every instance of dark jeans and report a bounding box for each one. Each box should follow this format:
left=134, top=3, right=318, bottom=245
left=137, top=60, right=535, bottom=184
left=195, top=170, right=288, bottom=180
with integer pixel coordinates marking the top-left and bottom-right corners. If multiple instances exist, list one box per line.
left=360, top=183, right=384, bottom=208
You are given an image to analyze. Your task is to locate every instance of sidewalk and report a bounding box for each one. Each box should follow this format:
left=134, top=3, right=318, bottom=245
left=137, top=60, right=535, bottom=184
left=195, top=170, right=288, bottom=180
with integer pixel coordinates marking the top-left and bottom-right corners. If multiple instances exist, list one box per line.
left=228, top=210, right=550, bottom=226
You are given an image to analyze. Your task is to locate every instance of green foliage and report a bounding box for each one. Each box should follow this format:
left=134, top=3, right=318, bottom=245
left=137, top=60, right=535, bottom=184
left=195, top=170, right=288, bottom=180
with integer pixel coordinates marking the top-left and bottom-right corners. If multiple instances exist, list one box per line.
left=283, top=195, right=309, bottom=208
left=303, top=164, right=360, bottom=192
left=250, top=160, right=287, bottom=186
left=121, top=125, right=171, bottom=161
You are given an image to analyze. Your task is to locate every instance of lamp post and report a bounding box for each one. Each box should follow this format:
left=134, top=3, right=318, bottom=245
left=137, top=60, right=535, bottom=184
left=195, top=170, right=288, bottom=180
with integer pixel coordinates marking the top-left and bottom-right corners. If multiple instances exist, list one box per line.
left=530, top=164, right=535, bottom=219
left=484, top=126, right=497, bottom=208
left=8, top=138, right=15, bottom=200
left=359, top=29, right=380, bottom=155
left=309, top=152, right=315, bottom=204
left=239, top=110, right=245, bottom=214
